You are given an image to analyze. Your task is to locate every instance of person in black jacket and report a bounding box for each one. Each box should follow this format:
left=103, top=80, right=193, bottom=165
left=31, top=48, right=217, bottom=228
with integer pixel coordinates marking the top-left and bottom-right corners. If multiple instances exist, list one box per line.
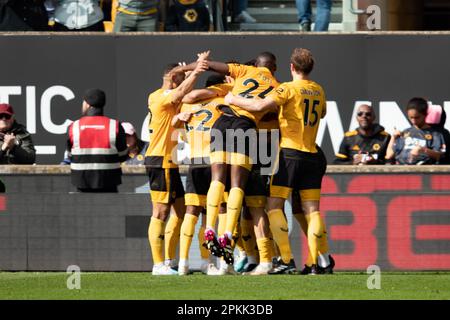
left=164, top=0, right=210, bottom=31
left=0, top=103, right=36, bottom=164
left=0, top=0, right=49, bottom=31
left=334, top=104, right=391, bottom=165
left=428, top=105, right=450, bottom=164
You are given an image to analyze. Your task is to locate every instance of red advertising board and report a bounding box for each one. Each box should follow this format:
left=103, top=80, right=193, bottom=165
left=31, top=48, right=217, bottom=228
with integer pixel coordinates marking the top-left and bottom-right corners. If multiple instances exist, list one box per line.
left=296, top=175, right=450, bottom=270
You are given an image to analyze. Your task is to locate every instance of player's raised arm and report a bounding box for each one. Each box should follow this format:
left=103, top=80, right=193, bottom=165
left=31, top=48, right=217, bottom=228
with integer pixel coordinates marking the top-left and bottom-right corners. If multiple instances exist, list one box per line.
left=225, top=92, right=278, bottom=113
left=174, top=50, right=230, bottom=76
left=169, top=59, right=209, bottom=105
left=182, top=88, right=219, bottom=104
left=177, top=60, right=229, bottom=75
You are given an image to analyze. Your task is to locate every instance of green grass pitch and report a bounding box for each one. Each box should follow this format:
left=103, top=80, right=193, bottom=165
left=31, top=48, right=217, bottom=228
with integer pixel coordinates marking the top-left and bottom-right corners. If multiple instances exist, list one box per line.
left=1, top=272, right=450, bottom=300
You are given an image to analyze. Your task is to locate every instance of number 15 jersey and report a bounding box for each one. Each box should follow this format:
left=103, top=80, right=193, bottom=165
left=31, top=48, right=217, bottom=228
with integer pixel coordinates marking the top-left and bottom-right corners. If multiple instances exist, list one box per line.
left=269, top=79, right=326, bottom=153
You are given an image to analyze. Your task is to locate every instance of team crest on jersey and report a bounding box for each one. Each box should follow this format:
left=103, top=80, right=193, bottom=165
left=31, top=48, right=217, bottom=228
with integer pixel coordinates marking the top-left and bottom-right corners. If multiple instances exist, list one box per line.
left=352, top=145, right=360, bottom=151
left=372, top=143, right=381, bottom=151
left=184, top=9, right=198, bottom=22
left=425, top=134, right=433, bottom=140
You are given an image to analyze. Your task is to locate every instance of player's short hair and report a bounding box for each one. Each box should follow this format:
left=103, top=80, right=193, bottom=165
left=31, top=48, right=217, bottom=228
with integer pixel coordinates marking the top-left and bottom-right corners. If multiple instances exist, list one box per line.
left=291, top=48, right=314, bottom=75
left=406, top=97, right=428, bottom=116
left=244, top=59, right=256, bottom=66
left=164, top=63, right=180, bottom=75
left=256, top=52, right=276, bottom=72
left=257, top=52, right=276, bottom=63
left=205, top=74, right=226, bottom=87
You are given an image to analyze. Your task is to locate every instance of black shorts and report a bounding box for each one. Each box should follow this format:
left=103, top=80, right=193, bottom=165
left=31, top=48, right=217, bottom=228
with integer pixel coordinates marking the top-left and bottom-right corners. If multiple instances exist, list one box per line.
left=210, top=112, right=257, bottom=171
left=270, top=148, right=327, bottom=200
left=147, top=167, right=185, bottom=204
left=244, top=167, right=269, bottom=208
left=185, top=165, right=211, bottom=207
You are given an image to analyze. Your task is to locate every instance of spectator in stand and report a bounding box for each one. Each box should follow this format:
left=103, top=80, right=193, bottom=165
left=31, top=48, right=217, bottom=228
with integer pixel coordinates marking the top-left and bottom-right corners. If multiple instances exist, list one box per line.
left=296, top=0, right=331, bottom=32
left=113, top=0, right=158, bottom=32
left=386, top=97, right=446, bottom=165
left=426, top=104, right=450, bottom=164
left=164, top=0, right=210, bottom=32
left=334, top=104, right=391, bottom=165
left=121, top=122, right=148, bottom=165
left=0, top=0, right=49, bottom=31
left=66, top=89, right=127, bottom=192
left=0, top=103, right=36, bottom=164
left=52, top=0, right=104, bottom=31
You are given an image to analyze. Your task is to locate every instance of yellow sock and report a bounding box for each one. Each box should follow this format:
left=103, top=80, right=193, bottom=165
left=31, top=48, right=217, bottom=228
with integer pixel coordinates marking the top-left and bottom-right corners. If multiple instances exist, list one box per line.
left=269, top=230, right=279, bottom=259
left=318, top=216, right=329, bottom=256
left=198, top=225, right=209, bottom=260
left=267, top=209, right=293, bottom=264
left=307, top=211, right=325, bottom=265
left=179, top=214, right=198, bottom=260
left=218, top=213, right=227, bottom=236
left=294, top=213, right=313, bottom=267
left=241, top=217, right=258, bottom=258
left=256, top=237, right=273, bottom=263
left=164, top=214, right=182, bottom=260
left=225, top=187, right=245, bottom=236
left=235, top=224, right=245, bottom=254
left=206, top=181, right=225, bottom=229
left=148, top=217, right=165, bottom=265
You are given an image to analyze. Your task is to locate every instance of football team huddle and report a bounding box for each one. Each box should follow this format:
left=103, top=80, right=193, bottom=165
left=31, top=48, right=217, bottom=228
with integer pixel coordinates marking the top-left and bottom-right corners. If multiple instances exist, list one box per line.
left=144, top=48, right=335, bottom=276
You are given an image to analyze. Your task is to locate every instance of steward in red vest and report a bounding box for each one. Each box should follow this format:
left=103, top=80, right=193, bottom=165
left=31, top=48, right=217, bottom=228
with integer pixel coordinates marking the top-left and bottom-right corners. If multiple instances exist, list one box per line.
left=67, top=89, right=127, bottom=192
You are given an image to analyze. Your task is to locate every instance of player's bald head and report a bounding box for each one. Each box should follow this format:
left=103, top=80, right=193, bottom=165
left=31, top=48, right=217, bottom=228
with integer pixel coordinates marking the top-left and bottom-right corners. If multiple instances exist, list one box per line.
left=255, top=52, right=277, bottom=74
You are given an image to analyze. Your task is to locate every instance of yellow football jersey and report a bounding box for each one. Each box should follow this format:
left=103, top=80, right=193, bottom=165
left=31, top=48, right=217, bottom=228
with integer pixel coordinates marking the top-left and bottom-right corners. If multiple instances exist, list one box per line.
left=145, top=89, right=180, bottom=168
left=269, top=79, right=326, bottom=153
left=180, top=84, right=231, bottom=160
left=227, top=63, right=279, bottom=125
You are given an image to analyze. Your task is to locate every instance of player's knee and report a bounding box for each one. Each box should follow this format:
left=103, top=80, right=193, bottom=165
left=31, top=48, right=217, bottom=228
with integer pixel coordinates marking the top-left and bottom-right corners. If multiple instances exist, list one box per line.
left=152, top=203, right=171, bottom=220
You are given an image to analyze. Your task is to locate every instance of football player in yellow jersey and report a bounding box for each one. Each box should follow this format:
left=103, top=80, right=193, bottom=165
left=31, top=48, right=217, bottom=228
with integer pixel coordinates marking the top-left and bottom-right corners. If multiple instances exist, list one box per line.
left=225, top=48, right=333, bottom=275
left=176, top=52, right=279, bottom=266
left=146, top=52, right=209, bottom=276
left=171, top=74, right=233, bottom=275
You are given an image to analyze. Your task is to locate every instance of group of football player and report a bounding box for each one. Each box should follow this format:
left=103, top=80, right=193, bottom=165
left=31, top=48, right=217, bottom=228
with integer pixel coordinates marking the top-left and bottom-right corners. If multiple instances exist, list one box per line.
left=144, top=48, right=335, bottom=276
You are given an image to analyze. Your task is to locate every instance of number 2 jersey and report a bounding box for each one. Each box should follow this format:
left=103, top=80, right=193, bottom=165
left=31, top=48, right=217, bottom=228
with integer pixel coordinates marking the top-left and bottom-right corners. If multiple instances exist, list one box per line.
left=269, top=79, right=326, bottom=153
left=180, top=83, right=232, bottom=164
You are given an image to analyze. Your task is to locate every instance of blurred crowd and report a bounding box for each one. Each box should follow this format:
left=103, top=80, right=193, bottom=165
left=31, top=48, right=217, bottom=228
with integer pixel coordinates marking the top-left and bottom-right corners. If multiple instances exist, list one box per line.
left=0, top=0, right=260, bottom=32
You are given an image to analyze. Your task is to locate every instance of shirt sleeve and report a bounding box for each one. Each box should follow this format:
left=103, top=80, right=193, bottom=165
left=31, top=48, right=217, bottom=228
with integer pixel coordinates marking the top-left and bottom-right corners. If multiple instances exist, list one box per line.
left=149, top=91, right=175, bottom=113
left=227, top=63, right=248, bottom=79
left=208, top=83, right=233, bottom=96
left=431, top=131, right=446, bottom=153
left=321, top=89, right=327, bottom=118
left=268, top=83, right=290, bottom=107
left=334, top=137, right=351, bottom=164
